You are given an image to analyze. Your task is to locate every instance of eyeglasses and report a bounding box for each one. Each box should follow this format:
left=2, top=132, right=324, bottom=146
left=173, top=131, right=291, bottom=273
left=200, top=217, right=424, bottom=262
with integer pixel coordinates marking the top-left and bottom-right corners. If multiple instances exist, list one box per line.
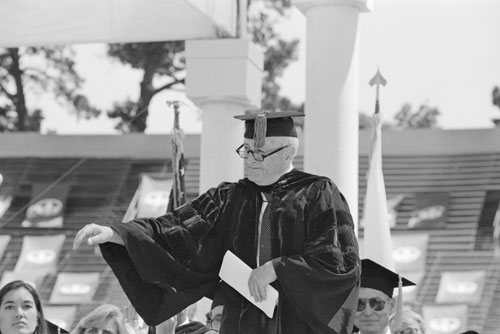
left=394, top=328, right=420, bottom=334
left=357, top=298, right=387, bottom=312
left=206, top=313, right=222, bottom=331
left=235, top=144, right=290, bottom=162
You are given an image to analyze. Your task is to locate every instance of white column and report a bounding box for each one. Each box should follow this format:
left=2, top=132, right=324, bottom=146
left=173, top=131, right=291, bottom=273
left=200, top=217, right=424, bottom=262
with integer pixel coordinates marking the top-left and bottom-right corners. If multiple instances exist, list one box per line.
left=294, top=0, right=371, bottom=229
left=186, top=39, right=264, bottom=194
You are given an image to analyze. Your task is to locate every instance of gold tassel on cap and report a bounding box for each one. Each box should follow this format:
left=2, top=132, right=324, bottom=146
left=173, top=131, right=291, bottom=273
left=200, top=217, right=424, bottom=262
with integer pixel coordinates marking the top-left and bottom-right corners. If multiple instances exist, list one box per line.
left=253, top=113, right=267, bottom=148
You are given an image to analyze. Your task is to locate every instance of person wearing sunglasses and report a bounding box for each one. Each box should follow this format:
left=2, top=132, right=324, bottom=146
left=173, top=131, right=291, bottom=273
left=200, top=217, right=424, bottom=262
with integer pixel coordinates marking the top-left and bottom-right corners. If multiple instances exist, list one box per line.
left=73, top=110, right=360, bottom=334
left=354, top=259, right=415, bottom=334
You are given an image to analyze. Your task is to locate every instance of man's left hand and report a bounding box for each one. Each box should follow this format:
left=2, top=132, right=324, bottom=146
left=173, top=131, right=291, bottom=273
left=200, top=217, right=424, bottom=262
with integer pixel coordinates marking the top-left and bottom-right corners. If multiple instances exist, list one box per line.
left=248, top=260, right=277, bottom=303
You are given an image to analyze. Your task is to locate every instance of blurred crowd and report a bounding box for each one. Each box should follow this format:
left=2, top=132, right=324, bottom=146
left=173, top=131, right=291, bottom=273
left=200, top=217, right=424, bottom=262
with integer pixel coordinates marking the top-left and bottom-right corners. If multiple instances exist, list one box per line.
left=1, top=276, right=478, bottom=334
left=0, top=280, right=221, bottom=334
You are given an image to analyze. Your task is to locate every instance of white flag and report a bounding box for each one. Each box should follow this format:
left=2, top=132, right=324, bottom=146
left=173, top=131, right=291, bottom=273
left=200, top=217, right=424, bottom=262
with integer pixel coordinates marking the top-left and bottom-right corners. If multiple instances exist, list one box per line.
left=361, top=113, right=394, bottom=270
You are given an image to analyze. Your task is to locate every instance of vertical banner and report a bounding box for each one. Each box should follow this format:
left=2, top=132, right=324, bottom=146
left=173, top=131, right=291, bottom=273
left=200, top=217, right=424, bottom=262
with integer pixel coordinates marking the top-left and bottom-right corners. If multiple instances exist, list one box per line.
left=49, top=272, right=100, bottom=304
left=137, top=174, right=173, bottom=218
left=0, top=234, right=11, bottom=261
left=422, top=304, right=468, bottom=334
left=14, top=234, right=66, bottom=276
left=0, top=185, right=13, bottom=221
left=408, top=192, right=449, bottom=229
left=391, top=233, right=428, bottom=302
left=358, top=237, right=424, bottom=301
left=391, top=233, right=429, bottom=273
left=122, top=188, right=140, bottom=223
left=387, top=194, right=405, bottom=228
left=22, top=183, right=70, bottom=228
left=435, top=271, right=486, bottom=304
left=44, top=306, right=77, bottom=332
left=0, top=270, right=46, bottom=290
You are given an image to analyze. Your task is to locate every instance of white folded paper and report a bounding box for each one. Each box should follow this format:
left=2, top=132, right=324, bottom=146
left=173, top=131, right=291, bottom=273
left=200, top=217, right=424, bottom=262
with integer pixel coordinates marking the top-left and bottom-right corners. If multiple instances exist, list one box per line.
left=218, top=250, right=279, bottom=318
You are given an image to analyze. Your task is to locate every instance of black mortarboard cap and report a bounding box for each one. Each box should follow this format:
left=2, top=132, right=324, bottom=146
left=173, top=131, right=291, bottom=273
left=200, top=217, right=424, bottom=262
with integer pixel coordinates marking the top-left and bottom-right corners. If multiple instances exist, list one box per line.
left=234, top=110, right=305, bottom=148
left=360, top=259, right=416, bottom=297
left=46, top=320, right=69, bottom=334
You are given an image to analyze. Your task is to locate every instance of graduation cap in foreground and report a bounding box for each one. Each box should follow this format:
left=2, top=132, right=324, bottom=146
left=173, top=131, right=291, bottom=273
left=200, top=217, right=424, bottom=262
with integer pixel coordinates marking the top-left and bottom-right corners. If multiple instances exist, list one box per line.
left=234, top=110, right=304, bottom=148
left=360, top=259, right=417, bottom=333
left=46, top=320, right=69, bottom=334
left=360, top=259, right=416, bottom=298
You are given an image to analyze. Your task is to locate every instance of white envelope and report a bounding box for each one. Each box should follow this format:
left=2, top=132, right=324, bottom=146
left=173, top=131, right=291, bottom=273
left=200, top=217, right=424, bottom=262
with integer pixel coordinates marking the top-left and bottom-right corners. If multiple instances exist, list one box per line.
left=218, top=250, right=279, bottom=318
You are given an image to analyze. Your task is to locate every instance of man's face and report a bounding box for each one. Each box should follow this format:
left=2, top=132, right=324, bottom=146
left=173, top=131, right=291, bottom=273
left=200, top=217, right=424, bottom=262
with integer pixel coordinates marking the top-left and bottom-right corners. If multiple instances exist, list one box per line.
left=354, top=288, right=394, bottom=334
left=243, top=137, right=292, bottom=185
left=206, top=305, right=223, bottom=332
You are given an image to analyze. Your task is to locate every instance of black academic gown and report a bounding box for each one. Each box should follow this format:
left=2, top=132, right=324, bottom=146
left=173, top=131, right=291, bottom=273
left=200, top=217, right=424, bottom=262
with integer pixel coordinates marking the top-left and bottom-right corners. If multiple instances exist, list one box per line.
left=175, top=321, right=214, bottom=334
left=100, top=169, right=360, bottom=334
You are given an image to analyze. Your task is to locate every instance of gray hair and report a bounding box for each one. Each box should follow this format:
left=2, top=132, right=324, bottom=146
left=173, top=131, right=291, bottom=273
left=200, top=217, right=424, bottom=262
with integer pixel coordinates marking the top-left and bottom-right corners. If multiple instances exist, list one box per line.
left=265, top=136, right=299, bottom=159
left=70, top=304, right=127, bottom=334
left=389, top=308, right=426, bottom=334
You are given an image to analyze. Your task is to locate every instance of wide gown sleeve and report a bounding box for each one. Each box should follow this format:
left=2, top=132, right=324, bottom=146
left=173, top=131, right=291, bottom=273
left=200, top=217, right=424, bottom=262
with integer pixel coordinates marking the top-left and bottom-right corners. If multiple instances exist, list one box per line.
left=99, top=183, right=233, bottom=325
left=272, top=179, right=360, bottom=334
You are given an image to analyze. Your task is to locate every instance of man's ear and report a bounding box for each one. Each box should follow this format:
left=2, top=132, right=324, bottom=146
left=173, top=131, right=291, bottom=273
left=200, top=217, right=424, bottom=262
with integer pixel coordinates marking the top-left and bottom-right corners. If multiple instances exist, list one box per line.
left=388, top=297, right=396, bottom=312
left=285, top=147, right=294, bottom=161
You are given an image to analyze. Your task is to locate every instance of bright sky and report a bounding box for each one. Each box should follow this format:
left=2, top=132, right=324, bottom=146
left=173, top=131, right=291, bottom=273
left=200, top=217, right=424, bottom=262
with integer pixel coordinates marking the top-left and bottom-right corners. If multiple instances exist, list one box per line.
left=40, top=0, right=500, bottom=134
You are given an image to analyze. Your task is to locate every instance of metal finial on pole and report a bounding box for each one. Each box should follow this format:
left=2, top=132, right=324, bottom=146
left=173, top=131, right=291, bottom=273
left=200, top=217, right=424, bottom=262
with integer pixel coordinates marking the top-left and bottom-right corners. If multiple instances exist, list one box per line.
left=369, top=69, right=387, bottom=114
left=165, top=100, right=187, bottom=211
left=166, top=100, right=183, bottom=130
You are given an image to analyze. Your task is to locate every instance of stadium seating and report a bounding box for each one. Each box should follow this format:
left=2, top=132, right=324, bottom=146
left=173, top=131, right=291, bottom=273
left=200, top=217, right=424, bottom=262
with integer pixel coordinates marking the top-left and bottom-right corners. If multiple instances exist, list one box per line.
left=0, top=130, right=499, bottom=333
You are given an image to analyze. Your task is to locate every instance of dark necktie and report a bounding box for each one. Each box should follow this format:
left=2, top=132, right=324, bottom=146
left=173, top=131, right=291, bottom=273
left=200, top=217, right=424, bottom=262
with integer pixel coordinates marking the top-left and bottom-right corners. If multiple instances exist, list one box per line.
left=259, top=192, right=273, bottom=265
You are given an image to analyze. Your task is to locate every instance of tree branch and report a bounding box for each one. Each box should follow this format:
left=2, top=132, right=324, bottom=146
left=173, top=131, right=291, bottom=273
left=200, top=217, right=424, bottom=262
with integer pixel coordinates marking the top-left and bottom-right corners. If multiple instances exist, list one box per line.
left=0, top=82, right=15, bottom=100
left=24, top=66, right=53, bottom=81
left=152, top=78, right=185, bottom=96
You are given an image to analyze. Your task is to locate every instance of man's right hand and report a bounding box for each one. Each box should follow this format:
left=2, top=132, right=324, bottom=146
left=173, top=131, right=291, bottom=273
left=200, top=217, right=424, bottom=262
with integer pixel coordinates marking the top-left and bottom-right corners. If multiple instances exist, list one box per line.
left=73, top=223, right=124, bottom=250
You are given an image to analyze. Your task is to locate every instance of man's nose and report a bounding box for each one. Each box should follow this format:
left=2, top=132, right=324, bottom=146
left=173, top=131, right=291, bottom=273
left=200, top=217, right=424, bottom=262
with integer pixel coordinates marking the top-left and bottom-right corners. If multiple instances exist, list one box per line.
left=247, top=153, right=258, bottom=161
left=362, top=304, right=374, bottom=315
left=246, top=155, right=259, bottom=164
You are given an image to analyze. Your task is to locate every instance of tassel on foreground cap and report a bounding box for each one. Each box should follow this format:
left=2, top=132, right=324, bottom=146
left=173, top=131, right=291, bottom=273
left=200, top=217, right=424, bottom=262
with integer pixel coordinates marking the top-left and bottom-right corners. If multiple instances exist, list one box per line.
left=234, top=110, right=305, bottom=148
left=389, top=275, right=404, bottom=333
left=253, top=113, right=267, bottom=148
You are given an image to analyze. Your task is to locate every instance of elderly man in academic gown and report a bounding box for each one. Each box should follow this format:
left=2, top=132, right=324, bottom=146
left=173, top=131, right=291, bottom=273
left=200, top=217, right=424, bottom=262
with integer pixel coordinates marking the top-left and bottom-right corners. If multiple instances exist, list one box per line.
left=74, top=111, right=360, bottom=334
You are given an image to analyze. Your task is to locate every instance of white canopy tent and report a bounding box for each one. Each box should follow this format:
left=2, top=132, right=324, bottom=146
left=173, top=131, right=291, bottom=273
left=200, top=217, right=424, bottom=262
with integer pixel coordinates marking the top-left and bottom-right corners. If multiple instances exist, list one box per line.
left=0, top=0, right=237, bottom=47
